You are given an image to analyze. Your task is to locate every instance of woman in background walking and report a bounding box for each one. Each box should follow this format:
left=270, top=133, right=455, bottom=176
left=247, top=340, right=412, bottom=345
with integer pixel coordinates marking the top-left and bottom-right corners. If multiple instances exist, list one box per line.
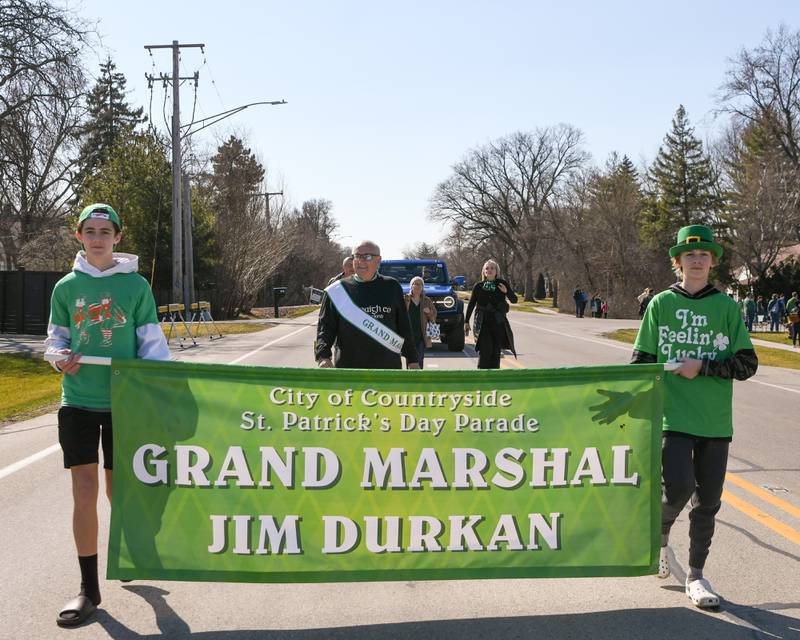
left=464, top=259, right=517, bottom=369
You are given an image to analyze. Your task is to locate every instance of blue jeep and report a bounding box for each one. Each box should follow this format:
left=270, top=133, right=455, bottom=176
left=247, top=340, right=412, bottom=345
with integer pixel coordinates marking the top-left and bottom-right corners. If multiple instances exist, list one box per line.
left=378, top=259, right=466, bottom=351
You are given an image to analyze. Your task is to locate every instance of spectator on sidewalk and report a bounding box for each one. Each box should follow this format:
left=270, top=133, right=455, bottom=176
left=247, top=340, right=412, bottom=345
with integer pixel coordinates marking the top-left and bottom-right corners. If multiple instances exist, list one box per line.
left=767, top=293, right=784, bottom=332
left=637, top=287, right=654, bottom=318
left=572, top=287, right=583, bottom=318
left=743, top=293, right=757, bottom=332
left=787, top=291, right=799, bottom=348
left=601, top=299, right=609, bottom=319
left=590, top=293, right=602, bottom=318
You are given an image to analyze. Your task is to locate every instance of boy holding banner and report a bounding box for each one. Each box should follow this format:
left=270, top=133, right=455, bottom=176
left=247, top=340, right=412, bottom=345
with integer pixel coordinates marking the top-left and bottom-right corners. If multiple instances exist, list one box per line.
left=631, top=225, right=757, bottom=609
left=44, top=204, right=170, bottom=627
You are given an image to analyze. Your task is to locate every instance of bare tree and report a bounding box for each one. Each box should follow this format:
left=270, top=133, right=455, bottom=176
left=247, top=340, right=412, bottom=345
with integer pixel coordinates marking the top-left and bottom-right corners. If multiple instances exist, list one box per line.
left=0, top=0, right=90, bottom=268
left=402, top=242, right=439, bottom=259
left=545, top=155, right=670, bottom=317
left=0, top=75, right=85, bottom=268
left=721, top=25, right=800, bottom=172
left=718, top=120, right=800, bottom=286
left=0, top=0, right=91, bottom=122
left=430, top=126, right=588, bottom=300
left=200, top=135, right=293, bottom=317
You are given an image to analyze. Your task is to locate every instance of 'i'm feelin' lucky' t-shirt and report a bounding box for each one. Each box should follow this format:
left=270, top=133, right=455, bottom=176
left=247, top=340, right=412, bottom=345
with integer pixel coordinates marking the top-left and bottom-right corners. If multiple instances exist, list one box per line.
left=633, top=287, right=753, bottom=438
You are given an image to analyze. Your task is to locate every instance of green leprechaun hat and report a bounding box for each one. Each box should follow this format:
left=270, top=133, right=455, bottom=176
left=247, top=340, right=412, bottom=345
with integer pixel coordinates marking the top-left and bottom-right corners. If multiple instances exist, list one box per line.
left=669, top=224, right=723, bottom=258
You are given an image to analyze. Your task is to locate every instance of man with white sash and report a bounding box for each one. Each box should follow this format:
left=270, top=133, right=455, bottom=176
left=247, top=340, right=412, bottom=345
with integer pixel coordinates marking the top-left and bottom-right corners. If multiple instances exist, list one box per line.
left=316, top=241, right=419, bottom=369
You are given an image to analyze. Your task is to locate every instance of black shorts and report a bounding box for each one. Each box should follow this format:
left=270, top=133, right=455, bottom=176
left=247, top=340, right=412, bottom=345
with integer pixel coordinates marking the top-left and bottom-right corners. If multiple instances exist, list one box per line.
left=57, top=406, right=113, bottom=470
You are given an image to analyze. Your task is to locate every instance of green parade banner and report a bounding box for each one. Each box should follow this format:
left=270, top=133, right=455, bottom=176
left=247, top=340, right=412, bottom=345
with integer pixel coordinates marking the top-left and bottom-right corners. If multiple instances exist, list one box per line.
left=107, top=360, right=665, bottom=583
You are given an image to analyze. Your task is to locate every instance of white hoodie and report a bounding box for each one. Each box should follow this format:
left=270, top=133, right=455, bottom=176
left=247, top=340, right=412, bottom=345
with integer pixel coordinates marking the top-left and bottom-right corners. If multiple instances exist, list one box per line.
left=44, top=251, right=171, bottom=369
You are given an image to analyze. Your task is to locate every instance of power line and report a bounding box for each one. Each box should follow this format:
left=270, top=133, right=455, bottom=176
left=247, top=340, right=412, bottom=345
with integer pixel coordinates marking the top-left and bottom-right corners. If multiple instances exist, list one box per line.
left=201, top=47, right=225, bottom=109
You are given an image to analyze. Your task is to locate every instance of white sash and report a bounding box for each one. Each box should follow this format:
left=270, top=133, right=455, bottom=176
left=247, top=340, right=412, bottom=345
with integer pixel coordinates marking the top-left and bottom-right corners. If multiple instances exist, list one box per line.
left=325, top=281, right=404, bottom=355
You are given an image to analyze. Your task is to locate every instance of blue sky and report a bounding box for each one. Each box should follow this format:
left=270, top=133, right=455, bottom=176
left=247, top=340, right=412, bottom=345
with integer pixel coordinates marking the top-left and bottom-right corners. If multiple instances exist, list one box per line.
left=79, top=0, right=800, bottom=257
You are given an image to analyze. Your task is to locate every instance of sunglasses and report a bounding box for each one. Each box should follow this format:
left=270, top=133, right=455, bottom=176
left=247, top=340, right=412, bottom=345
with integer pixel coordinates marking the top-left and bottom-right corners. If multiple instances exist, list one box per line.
left=351, top=253, right=379, bottom=261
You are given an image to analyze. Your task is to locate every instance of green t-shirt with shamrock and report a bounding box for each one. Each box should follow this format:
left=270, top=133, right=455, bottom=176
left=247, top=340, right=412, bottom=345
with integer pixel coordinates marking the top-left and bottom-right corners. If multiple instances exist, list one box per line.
left=633, top=287, right=753, bottom=438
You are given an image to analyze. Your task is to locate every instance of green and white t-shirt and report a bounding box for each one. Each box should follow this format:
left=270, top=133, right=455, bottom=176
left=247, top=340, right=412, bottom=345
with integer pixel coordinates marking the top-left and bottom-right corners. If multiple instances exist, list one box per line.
left=47, top=252, right=168, bottom=409
left=633, top=287, right=753, bottom=438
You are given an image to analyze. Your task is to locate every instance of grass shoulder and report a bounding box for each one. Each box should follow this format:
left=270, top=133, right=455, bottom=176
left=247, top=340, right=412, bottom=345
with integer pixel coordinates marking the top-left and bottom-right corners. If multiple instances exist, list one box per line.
left=603, top=329, right=800, bottom=371
left=0, top=353, right=62, bottom=423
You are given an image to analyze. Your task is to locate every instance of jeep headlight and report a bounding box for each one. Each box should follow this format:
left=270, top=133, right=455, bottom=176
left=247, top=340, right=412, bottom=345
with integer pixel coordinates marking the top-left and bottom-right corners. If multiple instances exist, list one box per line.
left=442, top=295, right=456, bottom=309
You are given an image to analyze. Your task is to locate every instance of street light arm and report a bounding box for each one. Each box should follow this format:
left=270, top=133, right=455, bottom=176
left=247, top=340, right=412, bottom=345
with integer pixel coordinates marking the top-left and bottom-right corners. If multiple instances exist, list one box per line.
left=180, top=100, right=287, bottom=139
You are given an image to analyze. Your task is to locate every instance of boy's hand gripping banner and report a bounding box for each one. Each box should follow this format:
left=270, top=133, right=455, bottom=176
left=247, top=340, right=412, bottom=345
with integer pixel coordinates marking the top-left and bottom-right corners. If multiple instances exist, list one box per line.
left=108, top=361, right=664, bottom=583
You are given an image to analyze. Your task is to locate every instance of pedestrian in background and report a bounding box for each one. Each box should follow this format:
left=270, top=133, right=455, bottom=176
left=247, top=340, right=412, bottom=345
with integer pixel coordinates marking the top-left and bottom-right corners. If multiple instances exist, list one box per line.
left=743, top=293, right=757, bottom=332
left=767, top=293, right=783, bottom=332
left=601, top=299, right=609, bottom=319
left=464, top=259, right=517, bottom=369
left=404, top=276, right=437, bottom=369
left=637, top=287, right=654, bottom=318
left=787, top=291, right=799, bottom=347
left=327, top=255, right=355, bottom=286
left=591, top=293, right=602, bottom=318
left=572, top=287, right=582, bottom=318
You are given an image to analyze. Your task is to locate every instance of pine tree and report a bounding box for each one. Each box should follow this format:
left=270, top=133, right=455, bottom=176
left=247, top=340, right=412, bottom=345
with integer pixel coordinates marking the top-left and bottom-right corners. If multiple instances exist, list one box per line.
left=642, top=105, right=723, bottom=249
left=75, top=58, right=145, bottom=195
left=616, top=155, right=638, bottom=181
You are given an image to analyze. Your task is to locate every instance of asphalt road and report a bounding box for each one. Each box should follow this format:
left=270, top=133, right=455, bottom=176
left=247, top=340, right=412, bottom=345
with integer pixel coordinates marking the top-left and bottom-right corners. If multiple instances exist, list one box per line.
left=1, top=310, right=798, bottom=640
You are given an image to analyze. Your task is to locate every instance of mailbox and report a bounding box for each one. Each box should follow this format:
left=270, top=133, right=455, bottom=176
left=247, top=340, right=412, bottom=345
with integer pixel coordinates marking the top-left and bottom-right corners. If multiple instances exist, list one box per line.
left=272, top=286, right=287, bottom=318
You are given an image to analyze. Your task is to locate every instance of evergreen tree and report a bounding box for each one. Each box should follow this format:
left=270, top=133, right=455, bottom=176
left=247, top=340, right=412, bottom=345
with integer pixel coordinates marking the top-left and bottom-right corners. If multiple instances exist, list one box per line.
left=80, top=131, right=179, bottom=290
left=75, top=58, right=145, bottom=195
left=535, top=272, right=546, bottom=299
left=202, top=135, right=290, bottom=316
left=616, top=154, right=638, bottom=181
left=642, top=105, right=723, bottom=249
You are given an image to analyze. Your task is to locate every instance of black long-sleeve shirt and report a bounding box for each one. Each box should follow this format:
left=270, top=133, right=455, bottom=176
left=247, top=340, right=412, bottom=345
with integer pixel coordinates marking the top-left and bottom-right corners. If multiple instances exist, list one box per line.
left=315, top=275, right=418, bottom=369
left=465, top=278, right=517, bottom=323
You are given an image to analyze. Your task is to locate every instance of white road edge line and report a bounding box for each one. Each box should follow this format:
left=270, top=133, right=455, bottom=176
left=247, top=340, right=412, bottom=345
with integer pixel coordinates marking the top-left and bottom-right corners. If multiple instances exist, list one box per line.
left=0, top=324, right=314, bottom=481
left=228, top=325, right=312, bottom=365
left=509, top=318, right=631, bottom=352
left=0, top=443, right=60, bottom=481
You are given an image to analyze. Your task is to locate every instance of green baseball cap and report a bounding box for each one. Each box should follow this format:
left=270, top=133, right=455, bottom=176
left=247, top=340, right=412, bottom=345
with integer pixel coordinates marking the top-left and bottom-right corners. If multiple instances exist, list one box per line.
left=669, top=224, right=722, bottom=258
left=78, top=203, right=121, bottom=230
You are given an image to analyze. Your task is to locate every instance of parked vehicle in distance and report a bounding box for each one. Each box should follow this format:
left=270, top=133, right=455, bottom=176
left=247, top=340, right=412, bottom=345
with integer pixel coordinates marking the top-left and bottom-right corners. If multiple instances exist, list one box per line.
left=378, top=259, right=466, bottom=351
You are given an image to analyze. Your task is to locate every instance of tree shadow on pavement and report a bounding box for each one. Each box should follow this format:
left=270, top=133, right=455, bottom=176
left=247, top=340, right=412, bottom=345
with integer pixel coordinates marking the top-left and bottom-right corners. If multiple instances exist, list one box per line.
left=91, top=586, right=800, bottom=640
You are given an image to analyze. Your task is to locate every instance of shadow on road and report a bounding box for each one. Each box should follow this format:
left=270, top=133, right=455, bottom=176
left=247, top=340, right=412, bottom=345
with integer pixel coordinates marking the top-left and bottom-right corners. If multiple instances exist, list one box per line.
left=89, top=586, right=800, bottom=640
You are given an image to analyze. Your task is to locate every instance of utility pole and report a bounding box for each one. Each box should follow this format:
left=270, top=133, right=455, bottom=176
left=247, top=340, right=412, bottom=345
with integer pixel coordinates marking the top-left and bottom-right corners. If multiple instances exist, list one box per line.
left=251, top=190, right=284, bottom=226
left=182, top=175, right=195, bottom=307
left=144, top=40, right=204, bottom=305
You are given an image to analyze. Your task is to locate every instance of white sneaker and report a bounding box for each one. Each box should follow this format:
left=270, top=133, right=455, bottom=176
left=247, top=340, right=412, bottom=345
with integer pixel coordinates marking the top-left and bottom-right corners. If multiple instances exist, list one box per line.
left=658, top=546, right=670, bottom=579
left=685, top=577, right=720, bottom=608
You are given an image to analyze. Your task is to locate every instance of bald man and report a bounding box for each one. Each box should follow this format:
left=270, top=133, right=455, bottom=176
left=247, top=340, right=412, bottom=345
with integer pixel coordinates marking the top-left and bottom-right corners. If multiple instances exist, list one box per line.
left=327, top=255, right=355, bottom=286
left=316, top=240, right=419, bottom=369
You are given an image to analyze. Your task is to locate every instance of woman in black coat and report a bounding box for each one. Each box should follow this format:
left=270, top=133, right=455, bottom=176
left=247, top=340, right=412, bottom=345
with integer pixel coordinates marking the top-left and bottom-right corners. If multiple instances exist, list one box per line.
left=464, top=259, right=517, bottom=369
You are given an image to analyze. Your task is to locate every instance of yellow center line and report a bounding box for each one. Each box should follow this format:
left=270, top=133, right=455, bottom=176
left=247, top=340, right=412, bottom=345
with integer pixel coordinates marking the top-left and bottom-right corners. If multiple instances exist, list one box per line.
left=500, top=357, right=525, bottom=369
left=726, top=472, right=800, bottom=519
left=722, top=490, right=800, bottom=546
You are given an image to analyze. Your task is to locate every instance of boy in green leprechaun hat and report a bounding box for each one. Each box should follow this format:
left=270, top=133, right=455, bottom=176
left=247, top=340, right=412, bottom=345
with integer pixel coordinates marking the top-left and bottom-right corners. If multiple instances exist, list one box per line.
left=631, top=224, right=758, bottom=608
